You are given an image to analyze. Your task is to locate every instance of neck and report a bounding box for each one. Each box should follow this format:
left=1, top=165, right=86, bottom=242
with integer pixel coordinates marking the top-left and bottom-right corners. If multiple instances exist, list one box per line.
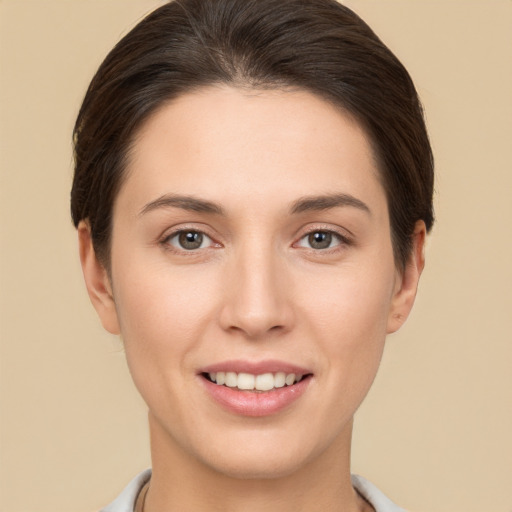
left=144, top=414, right=371, bottom=512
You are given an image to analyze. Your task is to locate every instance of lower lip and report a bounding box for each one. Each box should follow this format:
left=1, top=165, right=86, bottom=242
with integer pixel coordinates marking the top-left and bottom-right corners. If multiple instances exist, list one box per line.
left=200, top=376, right=312, bottom=417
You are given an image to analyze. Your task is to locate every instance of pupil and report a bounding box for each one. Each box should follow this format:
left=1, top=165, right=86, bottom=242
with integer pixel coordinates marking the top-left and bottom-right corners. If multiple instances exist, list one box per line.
left=309, top=231, right=331, bottom=249
left=179, top=231, right=203, bottom=249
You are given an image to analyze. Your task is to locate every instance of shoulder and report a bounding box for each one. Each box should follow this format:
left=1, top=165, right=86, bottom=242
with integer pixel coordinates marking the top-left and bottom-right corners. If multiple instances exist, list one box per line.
left=352, top=474, right=407, bottom=512
left=100, top=469, right=152, bottom=512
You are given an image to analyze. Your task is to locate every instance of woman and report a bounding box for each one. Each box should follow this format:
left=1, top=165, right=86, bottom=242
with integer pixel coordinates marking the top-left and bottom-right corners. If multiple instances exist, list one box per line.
left=71, top=0, right=434, bottom=510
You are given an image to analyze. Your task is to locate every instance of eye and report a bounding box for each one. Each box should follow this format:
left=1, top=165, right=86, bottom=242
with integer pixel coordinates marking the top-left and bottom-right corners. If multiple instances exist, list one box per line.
left=165, top=230, right=214, bottom=251
left=296, top=230, right=345, bottom=250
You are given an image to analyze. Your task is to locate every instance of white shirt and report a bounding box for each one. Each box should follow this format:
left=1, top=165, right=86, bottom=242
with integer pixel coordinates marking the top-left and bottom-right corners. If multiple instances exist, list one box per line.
left=101, top=469, right=406, bottom=512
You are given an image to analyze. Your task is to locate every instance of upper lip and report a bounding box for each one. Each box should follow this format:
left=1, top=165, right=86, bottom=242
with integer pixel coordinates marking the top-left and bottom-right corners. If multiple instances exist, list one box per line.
left=199, top=359, right=312, bottom=375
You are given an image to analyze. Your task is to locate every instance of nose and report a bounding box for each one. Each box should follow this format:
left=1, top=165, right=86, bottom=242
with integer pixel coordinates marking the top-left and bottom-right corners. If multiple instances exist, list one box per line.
left=219, top=243, right=295, bottom=339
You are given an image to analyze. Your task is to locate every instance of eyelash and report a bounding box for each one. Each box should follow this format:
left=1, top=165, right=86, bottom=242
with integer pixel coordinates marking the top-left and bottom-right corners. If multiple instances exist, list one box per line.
left=294, top=227, right=352, bottom=252
left=159, top=226, right=352, bottom=254
left=160, top=227, right=219, bottom=253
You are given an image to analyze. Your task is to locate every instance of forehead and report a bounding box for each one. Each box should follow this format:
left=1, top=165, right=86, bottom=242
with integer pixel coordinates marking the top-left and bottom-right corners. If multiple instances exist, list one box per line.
left=120, top=85, right=385, bottom=216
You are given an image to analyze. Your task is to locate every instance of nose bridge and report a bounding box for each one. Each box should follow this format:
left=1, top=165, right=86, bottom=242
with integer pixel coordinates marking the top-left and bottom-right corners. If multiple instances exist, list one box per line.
left=220, top=235, right=292, bottom=338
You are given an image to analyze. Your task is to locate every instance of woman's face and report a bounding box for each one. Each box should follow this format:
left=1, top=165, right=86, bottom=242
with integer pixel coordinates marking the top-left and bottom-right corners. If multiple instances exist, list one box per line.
left=81, top=86, right=423, bottom=478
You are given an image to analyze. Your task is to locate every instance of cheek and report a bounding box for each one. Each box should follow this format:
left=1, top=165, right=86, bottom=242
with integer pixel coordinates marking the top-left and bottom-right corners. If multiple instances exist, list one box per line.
left=298, top=260, right=396, bottom=392
left=111, top=260, right=221, bottom=380
left=109, top=264, right=224, bottom=438
left=302, top=261, right=395, bottom=340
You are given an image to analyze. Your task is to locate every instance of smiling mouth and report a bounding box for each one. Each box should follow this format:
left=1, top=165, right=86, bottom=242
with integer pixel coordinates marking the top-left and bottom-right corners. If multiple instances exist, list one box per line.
left=202, top=371, right=310, bottom=392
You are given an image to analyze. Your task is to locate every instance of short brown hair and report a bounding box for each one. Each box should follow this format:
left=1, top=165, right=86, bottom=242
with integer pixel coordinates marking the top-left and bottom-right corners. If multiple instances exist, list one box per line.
left=71, top=0, right=434, bottom=269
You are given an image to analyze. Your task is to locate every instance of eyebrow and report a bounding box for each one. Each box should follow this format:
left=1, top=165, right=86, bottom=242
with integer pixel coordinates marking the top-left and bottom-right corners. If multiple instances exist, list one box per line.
left=289, top=193, right=371, bottom=215
left=138, top=192, right=371, bottom=217
left=139, top=194, right=225, bottom=216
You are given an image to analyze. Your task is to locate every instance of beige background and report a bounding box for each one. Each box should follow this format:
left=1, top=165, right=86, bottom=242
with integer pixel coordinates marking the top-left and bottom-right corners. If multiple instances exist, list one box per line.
left=0, top=1, right=511, bottom=511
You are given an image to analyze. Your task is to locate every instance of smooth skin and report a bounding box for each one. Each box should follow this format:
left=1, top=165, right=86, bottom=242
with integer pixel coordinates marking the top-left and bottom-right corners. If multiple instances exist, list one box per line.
left=79, top=86, right=425, bottom=512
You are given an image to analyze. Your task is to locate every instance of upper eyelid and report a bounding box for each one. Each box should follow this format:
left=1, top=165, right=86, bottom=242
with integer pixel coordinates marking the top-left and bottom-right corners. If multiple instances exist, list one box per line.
left=296, top=224, right=353, bottom=242
left=165, top=229, right=213, bottom=241
left=295, top=230, right=349, bottom=249
left=168, top=231, right=215, bottom=249
left=294, top=223, right=356, bottom=253
left=157, top=223, right=353, bottom=247
left=160, top=223, right=217, bottom=240
left=159, top=230, right=220, bottom=255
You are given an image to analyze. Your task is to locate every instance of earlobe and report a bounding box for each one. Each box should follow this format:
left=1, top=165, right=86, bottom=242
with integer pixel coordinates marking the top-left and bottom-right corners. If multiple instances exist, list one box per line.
left=387, top=220, right=426, bottom=334
left=78, top=221, right=120, bottom=335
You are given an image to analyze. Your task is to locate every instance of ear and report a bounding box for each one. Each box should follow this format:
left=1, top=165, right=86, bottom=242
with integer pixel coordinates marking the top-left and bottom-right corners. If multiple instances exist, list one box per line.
left=387, top=220, right=426, bottom=334
left=78, top=221, right=120, bottom=335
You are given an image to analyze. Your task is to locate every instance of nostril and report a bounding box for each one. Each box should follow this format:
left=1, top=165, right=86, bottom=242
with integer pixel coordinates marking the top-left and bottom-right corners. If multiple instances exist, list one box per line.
left=218, top=278, right=296, bottom=338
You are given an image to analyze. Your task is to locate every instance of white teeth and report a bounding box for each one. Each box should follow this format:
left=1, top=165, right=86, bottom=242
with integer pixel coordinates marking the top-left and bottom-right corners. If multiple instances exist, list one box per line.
left=285, top=373, right=296, bottom=386
left=274, top=372, right=286, bottom=388
left=237, top=373, right=255, bottom=390
left=225, top=372, right=238, bottom=387
left=207, top=371, right=305, bottom=391
left=255, top=373, right=274, bottom=391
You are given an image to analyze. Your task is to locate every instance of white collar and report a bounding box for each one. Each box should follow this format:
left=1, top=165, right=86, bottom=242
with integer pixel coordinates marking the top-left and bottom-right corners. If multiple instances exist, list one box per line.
left=101, top=469, right=406, bottom=512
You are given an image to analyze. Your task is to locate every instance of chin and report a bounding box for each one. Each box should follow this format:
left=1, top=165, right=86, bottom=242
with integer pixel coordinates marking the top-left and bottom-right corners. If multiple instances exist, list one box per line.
left=203, top=449, right=308, bottom=480
left=191, top=425, right=336, bottom=481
